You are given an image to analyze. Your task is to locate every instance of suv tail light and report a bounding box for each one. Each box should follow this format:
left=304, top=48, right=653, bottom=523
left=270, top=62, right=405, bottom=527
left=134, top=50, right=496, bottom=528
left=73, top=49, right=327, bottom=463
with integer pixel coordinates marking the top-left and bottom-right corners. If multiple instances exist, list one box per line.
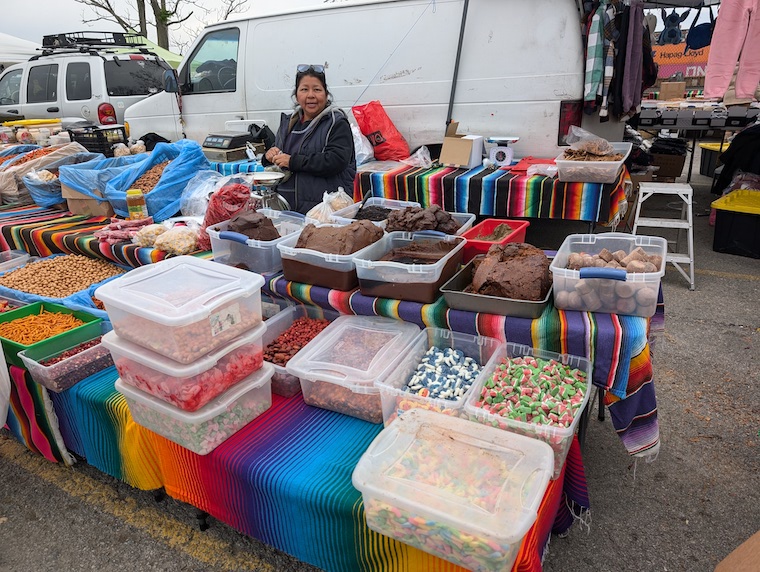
left=558, top=100, right=583, bottom=146
left=98, top=103, right=117, bottom=125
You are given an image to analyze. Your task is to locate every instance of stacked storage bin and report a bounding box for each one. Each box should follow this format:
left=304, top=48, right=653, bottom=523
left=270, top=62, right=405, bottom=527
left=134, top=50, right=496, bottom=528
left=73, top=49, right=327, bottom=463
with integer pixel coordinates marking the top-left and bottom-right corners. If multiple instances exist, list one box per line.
left=96, top=256, right=273, bottom=455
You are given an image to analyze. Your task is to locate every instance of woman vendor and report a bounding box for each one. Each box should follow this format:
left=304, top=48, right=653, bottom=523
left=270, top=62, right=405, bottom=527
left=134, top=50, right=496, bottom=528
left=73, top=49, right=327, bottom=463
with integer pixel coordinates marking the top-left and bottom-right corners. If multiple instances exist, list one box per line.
left=263, top=64, right=356, bottom=214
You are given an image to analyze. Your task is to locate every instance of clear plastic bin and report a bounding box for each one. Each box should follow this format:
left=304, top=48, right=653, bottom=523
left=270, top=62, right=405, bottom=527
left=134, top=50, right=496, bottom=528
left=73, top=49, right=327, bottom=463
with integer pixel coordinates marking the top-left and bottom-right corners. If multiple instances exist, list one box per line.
left=207, top=209, right=307, bottom=274
left=330, top=197, right=421, bottom=228
left=19, top=327, right=113, bottom=393
left=0, top=249, right=30, bottom=274
left=555, top=142, right=632, bottom=183
left=277, top=224, right=382, bottom=291
left=375, top=328, right=505, bottom=426
left=354, top=232, right=465, bottom=304
left=95, top=256, right=264, bottom=363
left=352, top=408, right=554, bottom=572
left=286, top=315, right=420, bottom=423
left=463, top=342, right=592, bottom=479
left=451, top=212, right=476, bottom=235
left=116, top=362, right=274, bottom=455
left=261, top=304, right=341, bottom=397
left=103, top=322, right=266, bottom=412
left=550, top=233, right=667, bottom=318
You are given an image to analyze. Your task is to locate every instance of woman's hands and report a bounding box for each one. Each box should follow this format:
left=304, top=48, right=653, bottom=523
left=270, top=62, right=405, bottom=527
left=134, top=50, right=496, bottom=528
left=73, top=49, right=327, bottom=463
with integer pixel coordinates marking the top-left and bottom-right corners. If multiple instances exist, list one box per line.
left=265, top=146, right=291, bottom=169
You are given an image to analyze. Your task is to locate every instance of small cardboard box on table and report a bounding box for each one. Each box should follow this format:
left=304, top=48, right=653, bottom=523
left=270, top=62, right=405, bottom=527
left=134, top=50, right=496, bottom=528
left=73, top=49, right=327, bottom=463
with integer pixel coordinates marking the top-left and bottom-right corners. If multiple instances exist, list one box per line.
left=61, top=184, right=114, bottom=217
left=439, top=121, right=484, bottom=169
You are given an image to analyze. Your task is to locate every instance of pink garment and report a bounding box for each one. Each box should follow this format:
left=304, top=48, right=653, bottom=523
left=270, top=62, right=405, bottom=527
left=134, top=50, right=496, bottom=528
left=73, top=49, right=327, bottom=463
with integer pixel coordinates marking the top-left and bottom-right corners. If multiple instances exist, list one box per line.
left=704, top=0, right=760, bottom=100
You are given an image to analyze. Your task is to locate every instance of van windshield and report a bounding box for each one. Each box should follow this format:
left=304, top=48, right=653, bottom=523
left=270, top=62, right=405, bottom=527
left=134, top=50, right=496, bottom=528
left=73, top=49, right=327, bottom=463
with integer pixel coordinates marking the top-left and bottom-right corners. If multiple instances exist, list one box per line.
left=104, top=59, right=169, bottom=96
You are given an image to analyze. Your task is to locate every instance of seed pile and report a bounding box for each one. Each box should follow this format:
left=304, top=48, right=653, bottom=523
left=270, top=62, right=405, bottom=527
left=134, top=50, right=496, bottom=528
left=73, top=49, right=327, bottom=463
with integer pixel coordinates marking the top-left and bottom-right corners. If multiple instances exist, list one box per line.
left=132, top=160, right=171, bottom=193
left=0, top=255, right=125, bottom=298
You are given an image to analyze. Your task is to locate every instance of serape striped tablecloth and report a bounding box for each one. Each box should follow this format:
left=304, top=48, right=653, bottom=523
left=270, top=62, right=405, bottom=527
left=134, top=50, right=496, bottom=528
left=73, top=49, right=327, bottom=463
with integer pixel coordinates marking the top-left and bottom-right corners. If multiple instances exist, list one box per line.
left=19, top=365, right=587, bottom=572
left=354, top=165, right=628, bottom=224
left=0, top=204, right=165, bottom=266
left=265, top=276, right=660, bottom=458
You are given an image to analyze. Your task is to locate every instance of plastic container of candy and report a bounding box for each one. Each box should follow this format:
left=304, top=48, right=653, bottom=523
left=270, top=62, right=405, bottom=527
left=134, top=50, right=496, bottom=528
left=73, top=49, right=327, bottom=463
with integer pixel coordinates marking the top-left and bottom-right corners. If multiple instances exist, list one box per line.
left=102, top=322, right=266, bottom=412
left=354, top=232, right=465, bottom=304
left=116, top=362, right=274, bottom=455
left=352, top=408, right=554, bottom=572
left=277, top=224, right=382, bottom=291
left=463, top=342, right=591, bottom=479
left=95, top=256, right=264, bottom=363
left=375, top=327, right=504, bottom=426
left=19, top=326, right=113, bottom=393
left=0, top=249, right=30, bottom=274
left=261, top=304, right=341, bottom=398
left=459, top=218, right=530, bottom=263
left=207, top=209, right=308, bottom=274
left=286, top=315, right=419, bottom=423
left=550, top=233, right=667, bottom=318
left=330, top=197, right=421, bottom=228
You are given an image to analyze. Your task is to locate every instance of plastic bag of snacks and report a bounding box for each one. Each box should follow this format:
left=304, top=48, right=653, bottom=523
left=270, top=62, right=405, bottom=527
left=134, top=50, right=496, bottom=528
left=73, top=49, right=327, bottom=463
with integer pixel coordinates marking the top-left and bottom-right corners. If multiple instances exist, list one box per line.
left=197, top=177, right=252, bottom=250
left=129, top=140, right=147, bottom=155
left=113, top=143, right=131, bottom=157
left=305, top=188, right=354, bottom=223
left=153, top=226, right=198, bottom=255
left=132, top=224, right=168, bottom=247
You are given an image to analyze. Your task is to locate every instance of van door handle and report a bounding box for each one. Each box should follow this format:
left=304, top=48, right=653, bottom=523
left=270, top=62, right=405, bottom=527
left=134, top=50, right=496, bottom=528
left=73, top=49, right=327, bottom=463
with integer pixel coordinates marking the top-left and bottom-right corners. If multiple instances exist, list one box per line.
left=47, top=106, right=60, bottom=112
left=8, top=110, right=18, bottom=114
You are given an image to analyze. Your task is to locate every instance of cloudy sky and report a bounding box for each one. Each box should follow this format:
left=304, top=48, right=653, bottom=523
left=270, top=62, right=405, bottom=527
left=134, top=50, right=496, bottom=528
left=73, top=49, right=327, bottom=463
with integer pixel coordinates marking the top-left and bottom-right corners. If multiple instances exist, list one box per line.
left=2, top=0, right=324, bottom=53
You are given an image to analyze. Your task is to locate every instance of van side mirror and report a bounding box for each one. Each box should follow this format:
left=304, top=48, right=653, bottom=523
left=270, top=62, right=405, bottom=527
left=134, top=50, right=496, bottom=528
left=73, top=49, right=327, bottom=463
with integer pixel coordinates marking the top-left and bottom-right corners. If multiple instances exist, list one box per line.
left=163, top=69, right=178, bottom=93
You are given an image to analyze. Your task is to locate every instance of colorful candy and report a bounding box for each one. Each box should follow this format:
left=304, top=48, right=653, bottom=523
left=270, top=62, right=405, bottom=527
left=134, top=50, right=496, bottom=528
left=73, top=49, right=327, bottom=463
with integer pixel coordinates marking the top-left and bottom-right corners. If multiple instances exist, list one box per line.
left=469, top=355, right=587, bottom=477
left=403, top=346, right=481, bottom=401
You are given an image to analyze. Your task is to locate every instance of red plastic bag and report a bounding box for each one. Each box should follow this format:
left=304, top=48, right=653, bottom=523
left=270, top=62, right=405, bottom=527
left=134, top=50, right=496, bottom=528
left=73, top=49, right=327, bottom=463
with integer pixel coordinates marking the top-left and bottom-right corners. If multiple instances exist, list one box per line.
left=352, top=100, right=410, bottom=161
left=198, top=182, right=251, bottom=250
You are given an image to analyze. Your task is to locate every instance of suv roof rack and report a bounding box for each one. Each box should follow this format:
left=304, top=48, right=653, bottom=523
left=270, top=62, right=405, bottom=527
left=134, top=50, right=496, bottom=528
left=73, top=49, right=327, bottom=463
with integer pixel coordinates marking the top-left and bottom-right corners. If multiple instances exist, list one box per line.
left=42, top=31, right=146, bottom=49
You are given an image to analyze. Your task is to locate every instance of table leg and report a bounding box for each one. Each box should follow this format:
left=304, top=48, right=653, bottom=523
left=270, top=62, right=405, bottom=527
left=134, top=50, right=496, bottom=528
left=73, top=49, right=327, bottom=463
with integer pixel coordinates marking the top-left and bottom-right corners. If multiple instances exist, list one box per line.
left=597, top=387, right=605, bottom=421
left=686, top=132, right=697, bottom=183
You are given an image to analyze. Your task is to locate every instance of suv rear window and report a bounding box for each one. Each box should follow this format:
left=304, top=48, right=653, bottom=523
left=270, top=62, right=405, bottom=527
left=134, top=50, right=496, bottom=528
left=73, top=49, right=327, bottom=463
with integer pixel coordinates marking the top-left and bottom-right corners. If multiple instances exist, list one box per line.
left=104, top=59, right=168, bottom=96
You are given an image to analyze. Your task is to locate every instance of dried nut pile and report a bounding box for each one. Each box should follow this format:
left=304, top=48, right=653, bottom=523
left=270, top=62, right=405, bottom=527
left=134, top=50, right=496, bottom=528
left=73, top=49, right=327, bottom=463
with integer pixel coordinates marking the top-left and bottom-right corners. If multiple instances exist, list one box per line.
left=8, top=147, right=59, bottom=167
left=0, top=255, right=125, bottom=298
left=132, top=160, right=171, bottom=193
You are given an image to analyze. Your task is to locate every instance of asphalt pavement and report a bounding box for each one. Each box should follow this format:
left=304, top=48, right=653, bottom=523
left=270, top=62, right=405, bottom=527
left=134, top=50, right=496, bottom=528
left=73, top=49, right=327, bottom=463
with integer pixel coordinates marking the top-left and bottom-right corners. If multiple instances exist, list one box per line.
left=1, top=145, right=759, bottom=572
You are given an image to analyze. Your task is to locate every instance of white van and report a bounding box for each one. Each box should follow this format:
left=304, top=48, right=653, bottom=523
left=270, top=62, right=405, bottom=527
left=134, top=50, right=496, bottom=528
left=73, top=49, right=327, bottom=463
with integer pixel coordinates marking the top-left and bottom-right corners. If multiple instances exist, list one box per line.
left=125, top=0, right=587, bottom=157
left=0, top=32, right=173, bottom=125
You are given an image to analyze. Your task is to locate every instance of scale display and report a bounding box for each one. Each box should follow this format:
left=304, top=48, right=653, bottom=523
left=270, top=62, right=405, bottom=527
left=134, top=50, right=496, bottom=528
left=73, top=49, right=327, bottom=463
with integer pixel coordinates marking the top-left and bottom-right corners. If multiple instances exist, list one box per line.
left=202, top=132, right=255, bottom=149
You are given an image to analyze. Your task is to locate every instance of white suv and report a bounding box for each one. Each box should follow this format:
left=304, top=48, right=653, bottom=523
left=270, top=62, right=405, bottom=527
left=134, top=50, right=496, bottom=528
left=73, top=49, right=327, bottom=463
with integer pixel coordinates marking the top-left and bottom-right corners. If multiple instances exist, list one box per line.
left=0, top=31, right=173, bottom=125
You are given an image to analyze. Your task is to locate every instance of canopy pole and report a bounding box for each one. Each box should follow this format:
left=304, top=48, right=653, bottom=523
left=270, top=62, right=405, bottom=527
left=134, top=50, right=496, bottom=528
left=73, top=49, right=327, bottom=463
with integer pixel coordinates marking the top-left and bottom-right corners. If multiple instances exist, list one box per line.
left=446, top=0, right=470, bottom=126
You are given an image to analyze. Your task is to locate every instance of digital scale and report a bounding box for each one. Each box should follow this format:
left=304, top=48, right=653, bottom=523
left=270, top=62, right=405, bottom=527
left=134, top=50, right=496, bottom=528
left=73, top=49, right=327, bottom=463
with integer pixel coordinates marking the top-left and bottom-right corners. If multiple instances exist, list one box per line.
left=486, top=136, right=520, bottom=167
left=201, top=131, right=263, bottom=162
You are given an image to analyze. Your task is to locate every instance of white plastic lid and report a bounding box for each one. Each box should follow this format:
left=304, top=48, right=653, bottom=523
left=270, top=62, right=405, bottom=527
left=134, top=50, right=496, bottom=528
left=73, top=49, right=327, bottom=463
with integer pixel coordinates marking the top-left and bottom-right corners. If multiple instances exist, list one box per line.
left=101, top=321, right=266, bottom=374
left=115, top=362, right=274, bottom=424
left=352, top=408, right=554, bottom=542
left=95, top=256, right=264, bottom=326
left=285, top=315, right=419, bottom=391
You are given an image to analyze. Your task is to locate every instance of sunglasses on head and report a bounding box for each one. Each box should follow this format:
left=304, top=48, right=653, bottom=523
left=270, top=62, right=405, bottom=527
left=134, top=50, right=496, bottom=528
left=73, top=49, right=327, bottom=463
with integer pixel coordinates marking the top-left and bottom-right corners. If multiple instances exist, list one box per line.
left=297, top=64, right=325, bottom=74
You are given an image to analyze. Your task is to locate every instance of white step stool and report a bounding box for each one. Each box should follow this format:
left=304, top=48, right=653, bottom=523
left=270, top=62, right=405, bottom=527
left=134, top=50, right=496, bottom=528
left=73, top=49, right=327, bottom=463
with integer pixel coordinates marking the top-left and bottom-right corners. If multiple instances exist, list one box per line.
left=632, top=182, right=695, bottom=290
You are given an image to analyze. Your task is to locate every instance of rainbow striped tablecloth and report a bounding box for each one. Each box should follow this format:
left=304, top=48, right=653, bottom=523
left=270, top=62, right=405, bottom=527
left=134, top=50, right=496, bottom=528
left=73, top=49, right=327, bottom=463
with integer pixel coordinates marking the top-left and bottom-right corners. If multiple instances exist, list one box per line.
left=265, top=276, right=660, bottom=459
left=354, top=164, right=628, bottom=224
left=2, top=363, right=587, bottom=572
left=0, top=204, right=165, bottom=266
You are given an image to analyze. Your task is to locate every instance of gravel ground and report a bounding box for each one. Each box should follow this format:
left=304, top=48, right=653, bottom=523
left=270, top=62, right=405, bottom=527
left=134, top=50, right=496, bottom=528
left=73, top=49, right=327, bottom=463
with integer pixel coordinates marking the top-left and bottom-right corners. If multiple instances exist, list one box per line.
left=1, top=147, right=758, bottom=572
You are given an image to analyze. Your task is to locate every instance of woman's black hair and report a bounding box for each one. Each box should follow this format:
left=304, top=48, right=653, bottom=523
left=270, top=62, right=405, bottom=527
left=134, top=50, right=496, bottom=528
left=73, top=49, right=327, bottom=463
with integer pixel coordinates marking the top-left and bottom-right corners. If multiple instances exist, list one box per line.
left=292, top=68, right=333, bottom=107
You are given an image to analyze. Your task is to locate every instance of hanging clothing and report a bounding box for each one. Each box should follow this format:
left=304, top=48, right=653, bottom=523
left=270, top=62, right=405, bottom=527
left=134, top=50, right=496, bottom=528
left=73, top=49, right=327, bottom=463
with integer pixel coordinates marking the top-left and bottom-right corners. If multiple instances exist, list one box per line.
left=599, top=2, right=620, bottom=119
left=611, top=4, right=631, bottom=118
left=622, top=0, right=644, bottom=117
left=704, top=0, right=760, bottom=100
left=584, top=1, right=607, bottom=106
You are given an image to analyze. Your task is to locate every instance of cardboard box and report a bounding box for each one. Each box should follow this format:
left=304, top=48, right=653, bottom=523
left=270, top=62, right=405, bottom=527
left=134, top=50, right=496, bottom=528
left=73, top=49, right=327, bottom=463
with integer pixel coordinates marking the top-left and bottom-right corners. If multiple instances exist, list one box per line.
left=650, top=153, right=686, bottom=179
left=715, top=530, right=760, bottom=572
left=439, top=122, right=483, bottom=169
left=659, top=81, right=686, bottom=101
left=61, top=184, right=114, bottom=217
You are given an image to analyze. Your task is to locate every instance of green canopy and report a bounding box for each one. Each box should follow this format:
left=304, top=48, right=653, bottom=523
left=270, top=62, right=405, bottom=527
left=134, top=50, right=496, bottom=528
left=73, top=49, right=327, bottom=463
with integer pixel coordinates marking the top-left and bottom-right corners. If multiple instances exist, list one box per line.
left=117, top=33, right=182, bottom=68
